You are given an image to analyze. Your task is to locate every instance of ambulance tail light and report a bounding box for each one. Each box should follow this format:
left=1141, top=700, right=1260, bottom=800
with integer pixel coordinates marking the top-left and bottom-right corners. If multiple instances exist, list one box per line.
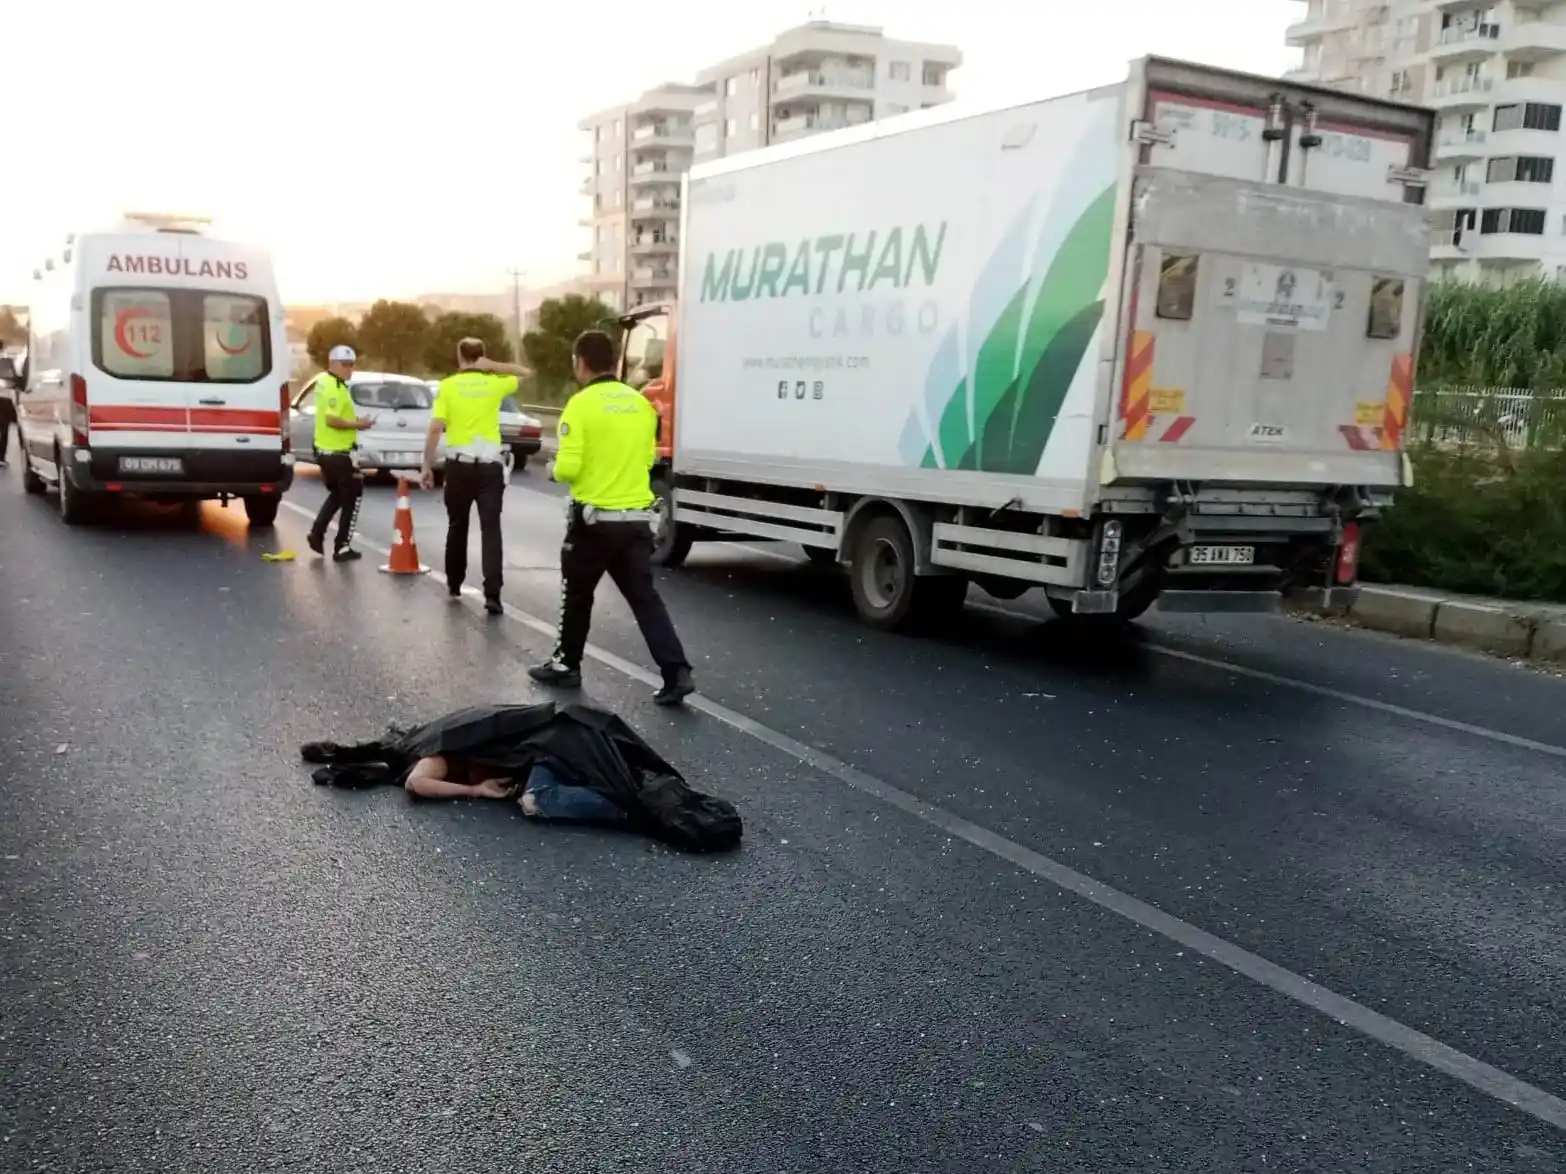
left=1336, top=521, right=1361, bottom=586
left=70, top=374, right=90, bottom=447
left=279, top=382, right=292, bottom=453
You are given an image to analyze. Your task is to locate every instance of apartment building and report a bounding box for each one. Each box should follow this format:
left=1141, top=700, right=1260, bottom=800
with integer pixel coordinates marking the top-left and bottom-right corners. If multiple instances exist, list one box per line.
left=578, top=21, right=962, bottom=311
left=1287, top=0, right=1566, bottom=282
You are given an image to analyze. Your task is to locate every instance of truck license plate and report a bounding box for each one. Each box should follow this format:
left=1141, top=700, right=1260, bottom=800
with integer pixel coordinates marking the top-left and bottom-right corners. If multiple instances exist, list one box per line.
left=1189, top=545, right=1255, bottom=566
left=119, top=456, right=184, bottom=475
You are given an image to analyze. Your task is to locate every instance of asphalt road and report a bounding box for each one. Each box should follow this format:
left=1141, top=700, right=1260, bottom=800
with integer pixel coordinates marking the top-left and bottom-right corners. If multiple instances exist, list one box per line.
left=2, top=460, right=1564, bottom=1172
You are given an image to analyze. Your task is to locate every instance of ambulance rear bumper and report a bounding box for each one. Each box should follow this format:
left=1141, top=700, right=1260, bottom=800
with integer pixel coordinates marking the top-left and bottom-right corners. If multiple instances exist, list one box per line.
left=65, top=446, right=295, bottom=497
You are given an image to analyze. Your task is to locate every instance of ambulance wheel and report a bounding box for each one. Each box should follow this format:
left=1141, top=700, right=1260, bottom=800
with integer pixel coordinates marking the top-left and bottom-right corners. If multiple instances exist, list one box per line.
left=56, top=459, right=91, bottom=526
left=849, top=513, right=965, bottom=633
left=243, top=495, right=279, bottom=528
left=22, top=454, right=46, bottom=495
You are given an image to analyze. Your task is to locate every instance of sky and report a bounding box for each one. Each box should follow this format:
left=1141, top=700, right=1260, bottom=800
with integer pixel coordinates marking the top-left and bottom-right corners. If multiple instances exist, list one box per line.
left=0, top=0, right=1299, bottom=306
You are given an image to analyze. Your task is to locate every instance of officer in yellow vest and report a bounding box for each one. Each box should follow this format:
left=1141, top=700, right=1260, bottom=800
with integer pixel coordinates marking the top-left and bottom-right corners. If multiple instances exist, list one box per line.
left=528, top=330, right=694, bottom=706
left=307, top=344, right=377, bottom=561
left=420, top=337, right=525, bottom=615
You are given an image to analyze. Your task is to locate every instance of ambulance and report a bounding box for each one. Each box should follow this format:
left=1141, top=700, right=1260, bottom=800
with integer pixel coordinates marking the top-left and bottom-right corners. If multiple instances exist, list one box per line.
left=19, top=213, right=293, bottom=526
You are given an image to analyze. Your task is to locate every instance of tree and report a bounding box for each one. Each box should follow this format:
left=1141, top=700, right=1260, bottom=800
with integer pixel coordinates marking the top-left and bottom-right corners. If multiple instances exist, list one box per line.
left=356, top=300, right=430, bottom=373
left=522, top=295, right=620, bottom=391
left=0, top=306, right=23, bottom=347
left=423, top=310, right=514, bottom=375
left=306, top=316, right=359, bottom=370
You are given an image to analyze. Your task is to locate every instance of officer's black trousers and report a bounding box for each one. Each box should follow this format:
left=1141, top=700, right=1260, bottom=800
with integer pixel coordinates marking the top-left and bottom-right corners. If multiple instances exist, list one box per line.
left=443, top=460, right=506, bottom=600
left=555, top=517, right=689, bottom=681
left=309, top=452, right=363, bottom=551
left=0, top=398, right=15, bottom=463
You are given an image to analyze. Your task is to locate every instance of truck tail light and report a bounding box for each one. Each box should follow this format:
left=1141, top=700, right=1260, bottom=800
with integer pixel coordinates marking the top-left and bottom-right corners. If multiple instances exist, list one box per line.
left=1336, top=521, right=1361, bottom=585
left=70, top=374, right=89, bottom=447
left=279, top=382, right=292, bottom=453
left=1097, top=519, right=1123, bottom=587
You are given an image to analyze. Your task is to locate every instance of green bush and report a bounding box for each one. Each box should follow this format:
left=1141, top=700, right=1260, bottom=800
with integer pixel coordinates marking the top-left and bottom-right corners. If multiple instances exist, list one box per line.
left=1362, top=448, right=1566, bottom=601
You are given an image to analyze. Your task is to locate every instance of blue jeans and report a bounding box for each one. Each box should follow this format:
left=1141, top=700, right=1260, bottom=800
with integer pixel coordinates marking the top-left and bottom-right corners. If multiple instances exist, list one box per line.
left=524, top=763, right=627, bottom=825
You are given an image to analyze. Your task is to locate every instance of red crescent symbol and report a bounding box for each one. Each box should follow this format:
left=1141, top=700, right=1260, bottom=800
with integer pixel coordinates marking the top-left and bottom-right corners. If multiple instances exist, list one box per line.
left=114, top=307, right=154, bottom=359
left=214, top=326, right=252, bottom=356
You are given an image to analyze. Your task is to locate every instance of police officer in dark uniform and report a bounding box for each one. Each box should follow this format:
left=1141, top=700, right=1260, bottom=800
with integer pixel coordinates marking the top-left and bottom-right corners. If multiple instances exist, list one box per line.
left=528, top=330, right=694, bottom=706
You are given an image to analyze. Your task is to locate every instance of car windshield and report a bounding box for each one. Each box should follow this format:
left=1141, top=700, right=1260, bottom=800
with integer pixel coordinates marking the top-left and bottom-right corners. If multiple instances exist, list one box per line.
left=352, top=381, right=432, bottom=410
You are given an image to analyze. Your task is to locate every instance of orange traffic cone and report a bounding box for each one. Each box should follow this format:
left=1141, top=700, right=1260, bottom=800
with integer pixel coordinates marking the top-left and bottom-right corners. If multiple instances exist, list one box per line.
left=379, top=477, right=429, bottom=575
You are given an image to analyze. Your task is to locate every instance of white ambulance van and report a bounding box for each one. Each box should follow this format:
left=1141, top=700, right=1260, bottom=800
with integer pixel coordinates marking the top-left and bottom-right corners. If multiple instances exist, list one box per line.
left=19, top=213, right=293, bottom=526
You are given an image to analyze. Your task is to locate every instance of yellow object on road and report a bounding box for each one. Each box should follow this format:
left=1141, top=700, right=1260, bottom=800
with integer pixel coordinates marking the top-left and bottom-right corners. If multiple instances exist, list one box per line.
left=261, top=551, right=297, bottom=562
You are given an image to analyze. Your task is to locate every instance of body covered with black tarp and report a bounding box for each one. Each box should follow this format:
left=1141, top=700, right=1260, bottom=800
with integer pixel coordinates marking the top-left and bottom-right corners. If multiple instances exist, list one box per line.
left=302, top=701, right=741, bottom=852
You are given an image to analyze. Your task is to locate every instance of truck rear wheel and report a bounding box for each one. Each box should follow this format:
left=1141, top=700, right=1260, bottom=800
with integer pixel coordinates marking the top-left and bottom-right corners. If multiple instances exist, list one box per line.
left=849, top=513, right=966, bottom=632
left=650, top=478, right=692, bottom=568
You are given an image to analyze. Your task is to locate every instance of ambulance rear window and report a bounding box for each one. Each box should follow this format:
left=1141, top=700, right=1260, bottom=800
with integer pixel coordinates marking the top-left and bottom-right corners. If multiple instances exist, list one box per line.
left=93, top=287, right=271, bottom=384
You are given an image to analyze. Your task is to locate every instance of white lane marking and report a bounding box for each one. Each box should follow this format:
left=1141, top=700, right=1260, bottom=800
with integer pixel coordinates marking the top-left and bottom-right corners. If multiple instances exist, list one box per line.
left=278, top=498, right=1566, bottom=1131
left=719, top=541, right=1566, bottom=762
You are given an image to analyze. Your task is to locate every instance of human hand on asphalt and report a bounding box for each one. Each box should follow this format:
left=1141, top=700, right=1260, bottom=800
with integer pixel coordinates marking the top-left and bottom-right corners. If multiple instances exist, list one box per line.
left=473, top=778, right=515, bottom=799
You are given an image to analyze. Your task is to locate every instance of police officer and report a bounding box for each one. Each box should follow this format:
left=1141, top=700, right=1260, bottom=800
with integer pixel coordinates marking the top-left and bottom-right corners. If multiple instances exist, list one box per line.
left=528, top=330, right=694, bottom=706
left=307, top=345, right=377, bottom=561
left=421, top=337, right=525, bottom=615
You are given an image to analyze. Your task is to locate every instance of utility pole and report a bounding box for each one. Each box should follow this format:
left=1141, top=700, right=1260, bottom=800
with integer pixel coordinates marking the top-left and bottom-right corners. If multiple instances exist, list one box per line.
left=506, top=267, right=527, bottom=356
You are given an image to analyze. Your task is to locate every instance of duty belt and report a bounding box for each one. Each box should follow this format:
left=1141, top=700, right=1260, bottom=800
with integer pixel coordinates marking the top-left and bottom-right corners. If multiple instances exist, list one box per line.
left=570, top=501, right=657, bottom=525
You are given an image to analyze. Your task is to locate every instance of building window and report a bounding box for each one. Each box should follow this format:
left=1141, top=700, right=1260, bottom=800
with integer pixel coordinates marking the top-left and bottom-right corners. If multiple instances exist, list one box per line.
left=1388, top=69, right=1411, bottom=96
left=726, top=118, right=737, bottom=137
left=613, top=119, right=622, bottom=136
left=594, top=127, right=602, bottom=143
left=1493, top=102, right=1563, bottom=133
left=726, top=77, right=738, bottom=96
left=889, top=60, right=911, bottom=82
left=1479, top=207, right=1547, bottom=235
left=750, top=67, right=761, bottom=85
left=612, top=189, right=621, bottom=207
left=749, top=112, right=760, bottom=131
left=1508, top=61, right=1535, bottom=80
left=1487, top=155, right=1555, bottom=183
left=921, top=63, right=945, bottom=86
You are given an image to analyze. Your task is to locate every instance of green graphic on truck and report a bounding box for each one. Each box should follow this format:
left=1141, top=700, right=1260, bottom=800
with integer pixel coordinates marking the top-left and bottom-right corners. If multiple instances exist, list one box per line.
left=915, top=185, right=1115, bottom=476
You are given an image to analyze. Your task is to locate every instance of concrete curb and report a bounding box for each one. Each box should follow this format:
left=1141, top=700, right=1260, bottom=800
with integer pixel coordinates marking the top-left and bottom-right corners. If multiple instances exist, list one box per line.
left=1312, top=585, right=1566, bottom=665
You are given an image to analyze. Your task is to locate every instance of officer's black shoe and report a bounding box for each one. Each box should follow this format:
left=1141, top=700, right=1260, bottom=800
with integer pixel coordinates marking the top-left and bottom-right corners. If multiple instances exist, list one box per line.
left=307, top=534, right=324, bottom=555
left=654, top=669, right=696, bottom=707
left=528, top=660, right=582, bottom=688
left=484, top=597, right=504, bottom=616
left=447, top=582, right=463, bottom=599
left=333, top=547, right=363, bottom=563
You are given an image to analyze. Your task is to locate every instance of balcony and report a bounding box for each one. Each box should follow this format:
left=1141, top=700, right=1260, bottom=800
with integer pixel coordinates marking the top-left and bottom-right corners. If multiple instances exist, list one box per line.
left=1427, top=22, right=1501, bottom=64
left=771, top=68, right=875, bottom=104
left=630, top=160, right=682, bottom=187
left=1427, top=75, right=1495, bottom=108
left=630, top=196, right=680, bottom=219
left=631, top=121, right=693, bottom=147
left=1434, top=127, right=1488, bottom=160
left=630, top=235, right=678, bottom=255
left=694, top=98, right=719, bottom=119
left=1500, top=17, right=1566, bottom=61
left=631, top=266, right=676, bottom=289
left=1429, top=179, right=1483, bottom=205
left=773, top=112, right=854, bottom=137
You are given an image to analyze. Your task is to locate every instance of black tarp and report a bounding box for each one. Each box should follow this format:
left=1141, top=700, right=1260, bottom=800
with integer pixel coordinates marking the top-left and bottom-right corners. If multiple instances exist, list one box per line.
left=301, top=701, right=742, bottom=852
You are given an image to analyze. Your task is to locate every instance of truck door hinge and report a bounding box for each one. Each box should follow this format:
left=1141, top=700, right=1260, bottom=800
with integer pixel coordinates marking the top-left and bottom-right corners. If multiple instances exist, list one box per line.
left=1387, top=165, right=1431, bottom=188
left=1130, top=119, right=1175, bottom=147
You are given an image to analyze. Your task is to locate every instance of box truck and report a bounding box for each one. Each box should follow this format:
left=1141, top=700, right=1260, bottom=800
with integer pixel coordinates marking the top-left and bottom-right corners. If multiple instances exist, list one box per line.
left=617, top=57, right=1434, bottom=631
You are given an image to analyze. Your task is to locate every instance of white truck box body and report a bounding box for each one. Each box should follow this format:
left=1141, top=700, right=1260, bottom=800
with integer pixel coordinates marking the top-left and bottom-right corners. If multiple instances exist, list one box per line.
left=673, top=58, right=1431, bottom=513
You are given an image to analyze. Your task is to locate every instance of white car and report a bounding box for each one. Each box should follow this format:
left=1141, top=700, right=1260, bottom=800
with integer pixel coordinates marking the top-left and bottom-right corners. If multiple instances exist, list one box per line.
left=291, top=371, right=443, bottom=482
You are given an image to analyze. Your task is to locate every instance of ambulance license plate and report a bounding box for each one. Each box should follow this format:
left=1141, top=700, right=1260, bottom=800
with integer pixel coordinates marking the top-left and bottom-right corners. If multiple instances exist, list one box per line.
left=1189, top=545, right=1255, bottom=566
left=119, top=456, right=184, bottom=475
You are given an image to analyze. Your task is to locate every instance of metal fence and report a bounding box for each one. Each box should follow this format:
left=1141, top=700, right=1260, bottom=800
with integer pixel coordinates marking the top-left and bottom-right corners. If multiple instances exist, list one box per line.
left=1411, top=388, right=1566, bottom=451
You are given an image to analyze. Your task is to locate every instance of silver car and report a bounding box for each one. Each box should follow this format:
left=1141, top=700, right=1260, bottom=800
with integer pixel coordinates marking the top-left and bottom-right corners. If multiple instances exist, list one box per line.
left=290, top=371, right=445, bottom=482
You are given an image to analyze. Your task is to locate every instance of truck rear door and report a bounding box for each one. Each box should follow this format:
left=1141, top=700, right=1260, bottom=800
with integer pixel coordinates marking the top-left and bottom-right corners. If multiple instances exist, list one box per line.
left=1108, top=58, right=1434, bottom=489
